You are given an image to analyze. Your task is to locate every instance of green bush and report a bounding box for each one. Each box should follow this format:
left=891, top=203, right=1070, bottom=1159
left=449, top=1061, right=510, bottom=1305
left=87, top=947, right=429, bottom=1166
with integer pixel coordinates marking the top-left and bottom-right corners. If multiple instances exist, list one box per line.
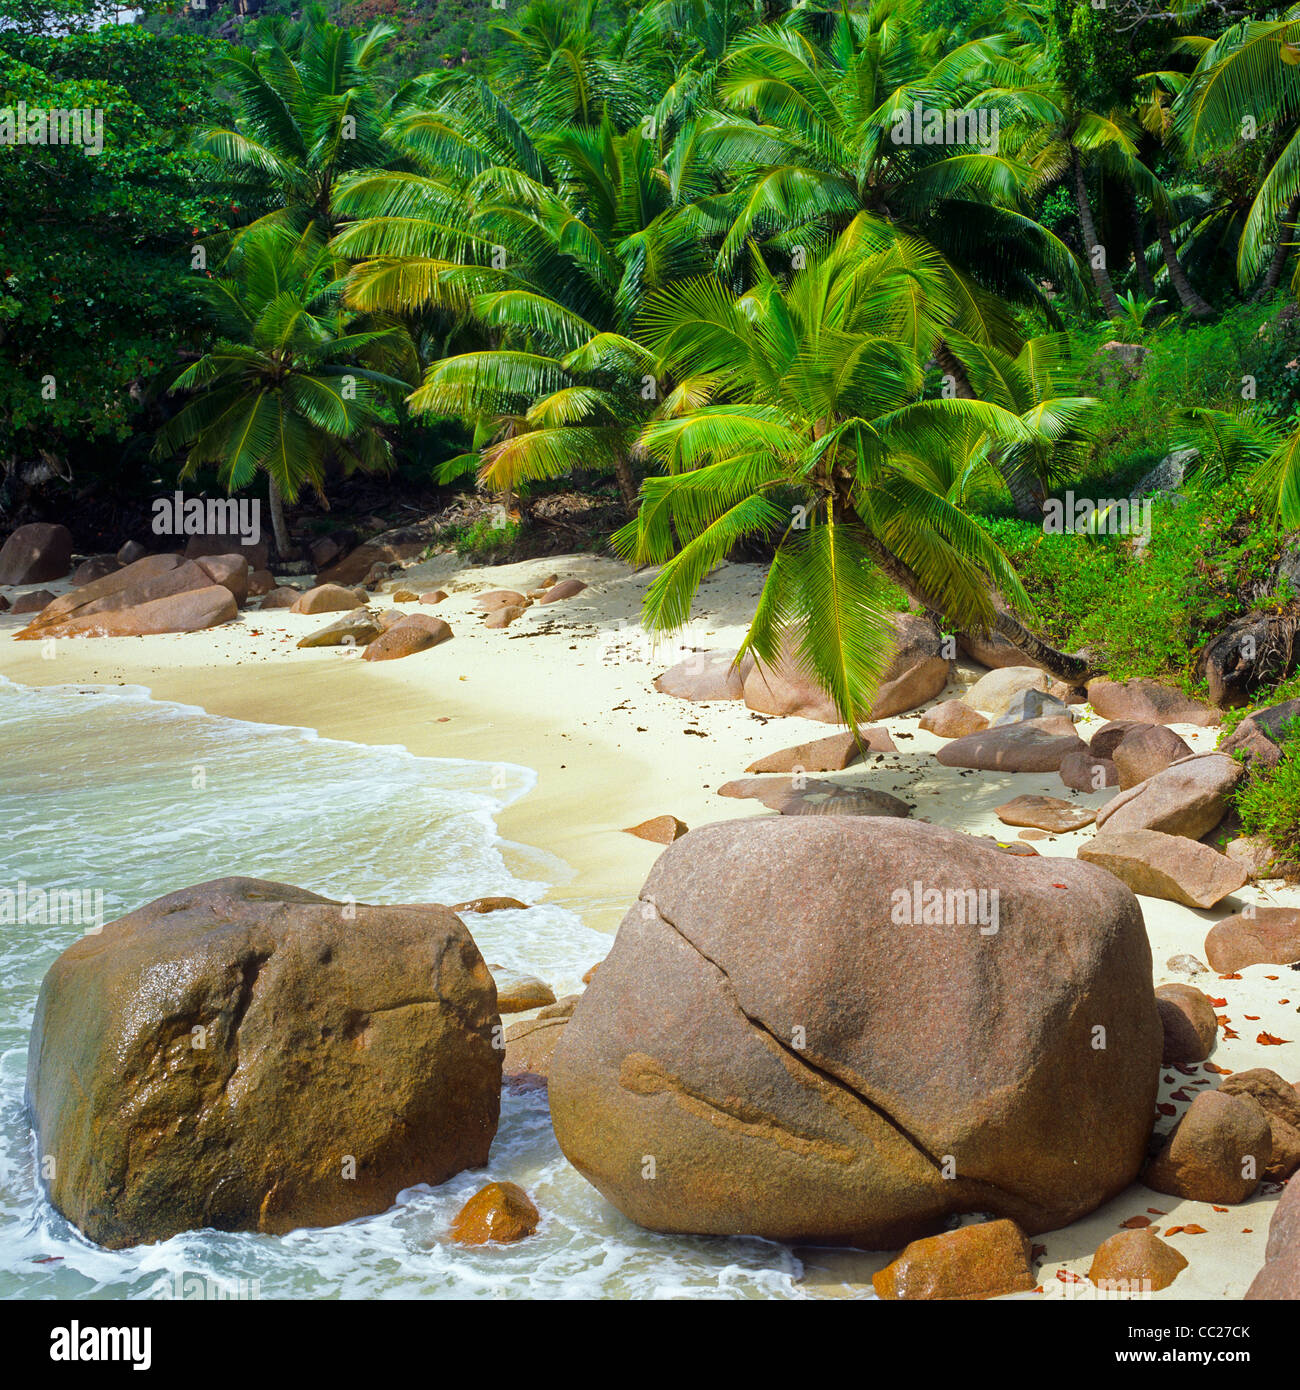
left=981, top=486, right=1287, bottom=689
left=1234, top=718, right=1300, bottom=861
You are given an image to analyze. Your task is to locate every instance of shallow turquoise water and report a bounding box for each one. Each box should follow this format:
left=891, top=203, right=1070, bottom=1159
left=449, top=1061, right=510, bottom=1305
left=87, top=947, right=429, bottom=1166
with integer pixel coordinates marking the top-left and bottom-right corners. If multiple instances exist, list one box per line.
left=0, top=678, right=804, bottom=1299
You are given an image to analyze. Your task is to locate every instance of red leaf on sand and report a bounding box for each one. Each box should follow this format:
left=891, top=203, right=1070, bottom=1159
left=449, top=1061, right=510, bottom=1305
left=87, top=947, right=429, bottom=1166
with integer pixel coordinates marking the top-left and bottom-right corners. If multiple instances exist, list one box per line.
left=1204, top=1063, right=1233, bottom=1074
left=1157, top=1102, right=1177, bottom=1116
left=1147, top=1208, right=1166, bottom=1215
left=1266, top=976, right=1279, bottom=981
left=1281, top=1000, right=1292, bottom=1006
left=1243, top=1229, right=1253, bottom=1234
left=1182, top=1224, right=1207, bottom=1235
left=1170, top=1088, right=1191, bottom=1102
left=1209, top=998, right=1228, bottom=1008
left=1165, top=1226, right=1185, bottom=1236
left=1121, top=1215, right=1151, bottom=1228
left=1216, top=1014, right=1231, bottom=1025
left=1219, top=972, right=1243, bottom=980
left=1051, top=883, right=1068, bottom=889
left=1223, top=1028, right=1240, bottom=1040
left=1056, top=1269, right=1085, bottom=1283
left=1257, top=1032, right=1291, bottom=1045
left=1244, top=1015, right=1260, bottom=1021
left=1213, top=1206, right=1228, bottom=1213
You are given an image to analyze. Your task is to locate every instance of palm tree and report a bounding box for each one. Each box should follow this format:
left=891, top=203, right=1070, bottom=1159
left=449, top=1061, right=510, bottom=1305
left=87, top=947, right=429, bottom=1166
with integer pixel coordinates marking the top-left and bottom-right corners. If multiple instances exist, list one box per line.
left=197, top=11, right=399, bottom=248
left=154, top=226, right=417, bottom=558
left=1173, top=15, right=1300, bottom=294
left=689, top=6, right=1082, bottom=327
left=613, top=218, right=1092, bottom=725
left=333, top=97, right=712, bottom=510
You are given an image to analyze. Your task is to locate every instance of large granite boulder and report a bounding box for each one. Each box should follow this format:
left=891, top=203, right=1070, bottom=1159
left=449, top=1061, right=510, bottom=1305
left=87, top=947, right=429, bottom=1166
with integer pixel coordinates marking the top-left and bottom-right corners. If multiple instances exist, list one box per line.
left=17, top=584, right=236, bottom=638
left=1093, top=752, right=1243, bottom=840
left=26, top=878, right=500, bottom=1249
left=0, top=522, right=73, bottom=585
left=963, top=666, right=1049, bottom=718
left=1204, top=908, right=1300, bottom=973
left=654, top=650, right=750, bottom=702
left=1085, top=679, right=1218, bottom=727
left=14, top=554, right=225, bottom=636
left=742, top=616, right=949, bottom=722
left=1079, top=831, right=1247, bottom=909
left=1111, top=725, right=1194, bottom=789
left=549, top=818, right=1161, bottom=1248
left=934, top=716, right=1086, bottom=773
left=1245, top=1168, right=1300, bottom=1299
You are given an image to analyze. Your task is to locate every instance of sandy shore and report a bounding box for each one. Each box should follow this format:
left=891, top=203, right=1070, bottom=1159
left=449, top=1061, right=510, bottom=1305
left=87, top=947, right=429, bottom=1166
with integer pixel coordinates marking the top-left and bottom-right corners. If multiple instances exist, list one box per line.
left=3, top=549, right=1297, bottom=1298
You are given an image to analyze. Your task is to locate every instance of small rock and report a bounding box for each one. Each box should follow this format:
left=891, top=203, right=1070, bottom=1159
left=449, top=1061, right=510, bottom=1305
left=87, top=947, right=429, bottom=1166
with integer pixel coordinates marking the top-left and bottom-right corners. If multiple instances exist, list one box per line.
left=70, top=555, right=121, bottom=586
left=1165, top=953, right=1208, bottom=976
left=503, top=1016, right=567, bottom=1091
left=291, top=584, right=365, bottom=615
left=246, top=569, right=276, bottom=598
left=0, top=523, right=74, bottom=585
left=1089, top=1228, right=1188, bottom=1293
left=746, top=728, right=894, bottom=772
left=994, top=795, right=1095, bottom=834
left=116, top=540, right=147, bottom=565
left=11, top=589, right=56, bottom=615
left=390, top=589, right=419, bottom=602
left=1112, top=726, right=1195, bottom=789
left=1154, top=983, right=1218, bottom=1064
left=495, top=976, right=556, bottom=1013
left=1219, top=1069, right=1300, bottom=1180
left=296, top=610, right=383, bottom=649
left=872, top=1220, right=1036, bottom=1301
left=474, top=589, right=527, bottom=611
left=451, top=1182, right=540, bottom=1245
left=420, top=591, right=448, bottom=605
left=485, top=604, right=525, bottom=629
left=919, top=700, right=989, bottom=739
left=362, top=615, right=453, bottom=661
left=1059, top=750, right=1119, bottom=792
left=623, top=816, right=688, bottom=844
left=259, top=587, right=301, bottom=609
left=1223, top=835, right=1278, bottom=879
left=964, top=666, right=1049, bottom=717
left=1144, top=1090, right=1271, bottom=1204
left=538, top=579, right=587, bottom=604
left=992, top=689, right=1070, bottom=726
left=1204, top=908, right=1300, bottom=973
left=537, top=995, right=580, bottom=1021
left=1079, top=830, right=1247, bottom=909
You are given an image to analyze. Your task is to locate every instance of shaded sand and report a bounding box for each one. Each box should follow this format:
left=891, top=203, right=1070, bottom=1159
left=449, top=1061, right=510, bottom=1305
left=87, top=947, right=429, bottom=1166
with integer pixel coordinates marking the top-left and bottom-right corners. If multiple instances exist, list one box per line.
left=3, top=550, right=1298, bottom=1299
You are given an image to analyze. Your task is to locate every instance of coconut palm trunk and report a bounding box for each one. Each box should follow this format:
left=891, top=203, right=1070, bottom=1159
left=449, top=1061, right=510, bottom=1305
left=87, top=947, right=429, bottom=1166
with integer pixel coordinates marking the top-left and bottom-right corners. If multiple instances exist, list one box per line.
left=1129, top=187, right=1157, bottom=299
left=613, top=453, right=639, bottom=509
left=1071, top=148, right=1122, bottom=321
left=1155, top=216, right=1212, bottom=318
left=267, top=477, right=291, bottom=561
left=1258, top=193, right=1300, bottom=297
left=860, top=529, right=1091, bottom=683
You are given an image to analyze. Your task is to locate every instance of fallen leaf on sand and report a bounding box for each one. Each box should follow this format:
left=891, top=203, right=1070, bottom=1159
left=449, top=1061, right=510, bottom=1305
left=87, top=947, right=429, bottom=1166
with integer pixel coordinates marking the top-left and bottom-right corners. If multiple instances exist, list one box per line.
left=1165, top=1226, right=1185, bottom=1236
left=1056, top=1269, right=1085, bottom=1283
left=1204, top=1063, right=1233, bottom=1074
left=1121, top=1215, right=1151, bottom=1228
left=1209, top=997, right=1228, bottom=1008
left=1257, top=1032, right=1291, bottom=1045
left=1182, top=1224, right=1207, bottom=1235
left=1213, top=1206, right=1228, bottom=1213
left=1157, top=1102, right=1177, bottom=1116
left=1147, top=1208, right=1166, bottom=1215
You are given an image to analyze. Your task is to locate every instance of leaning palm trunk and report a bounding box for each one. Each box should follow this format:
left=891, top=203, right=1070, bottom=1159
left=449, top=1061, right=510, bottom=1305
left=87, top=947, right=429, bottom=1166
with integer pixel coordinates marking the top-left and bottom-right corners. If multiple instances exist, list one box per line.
left=1257, top=193, right=1300, bottom=297
left=1156, top=216, right=1212, bottom=318
left=1071, top=149, right=1122, bottom=321
left=860, top=530, right=1092, bottom=684
left=267, top=477, right=291, bottom=561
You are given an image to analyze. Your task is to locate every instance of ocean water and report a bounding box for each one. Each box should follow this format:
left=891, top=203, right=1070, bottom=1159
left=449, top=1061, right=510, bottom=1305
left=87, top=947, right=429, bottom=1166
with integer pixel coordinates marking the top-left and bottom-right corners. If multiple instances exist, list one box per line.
left=0, top=678, right=804, bottom=1300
